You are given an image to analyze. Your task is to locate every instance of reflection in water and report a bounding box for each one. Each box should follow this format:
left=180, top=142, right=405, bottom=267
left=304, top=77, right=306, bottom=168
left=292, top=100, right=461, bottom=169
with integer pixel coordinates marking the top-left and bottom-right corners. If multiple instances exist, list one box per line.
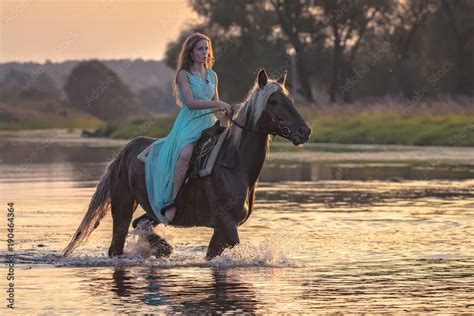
left=2, top=130, right=474, bottom=182
left=256, top=180, right=474, bottom=209
left=262, top=161, right=474, bottom=181
left=141, top=268, right=257, bottom=313
left=88, top=267, right=259, bottom=314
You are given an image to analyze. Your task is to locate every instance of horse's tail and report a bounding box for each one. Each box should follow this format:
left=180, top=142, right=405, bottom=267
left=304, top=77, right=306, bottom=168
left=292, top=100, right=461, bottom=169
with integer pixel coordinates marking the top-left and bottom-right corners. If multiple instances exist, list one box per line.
left=61, top=150, right=122, bottom=257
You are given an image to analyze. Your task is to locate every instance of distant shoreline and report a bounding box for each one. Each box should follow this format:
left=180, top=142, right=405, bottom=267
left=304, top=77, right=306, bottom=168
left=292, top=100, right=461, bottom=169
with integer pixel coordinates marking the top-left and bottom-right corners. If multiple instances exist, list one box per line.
left=2, top=98, right=474, bottom=147
left=88, top=111, right=474, bottom=147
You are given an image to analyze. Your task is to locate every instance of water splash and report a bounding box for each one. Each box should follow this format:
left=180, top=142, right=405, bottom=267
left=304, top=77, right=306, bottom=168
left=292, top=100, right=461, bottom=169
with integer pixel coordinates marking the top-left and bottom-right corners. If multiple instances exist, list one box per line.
left=123, top=225, right=175, bottom=258
left=211, top=232, right=303, bottom=268
left=1, top=229, right=302, bottom=268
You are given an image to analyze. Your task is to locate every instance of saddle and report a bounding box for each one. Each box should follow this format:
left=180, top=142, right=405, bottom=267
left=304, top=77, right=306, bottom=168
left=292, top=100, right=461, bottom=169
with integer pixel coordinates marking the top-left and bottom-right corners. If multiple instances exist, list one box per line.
left=189, top=121, right=227, bottom=177
left=137, top=121, right=228, bottom=178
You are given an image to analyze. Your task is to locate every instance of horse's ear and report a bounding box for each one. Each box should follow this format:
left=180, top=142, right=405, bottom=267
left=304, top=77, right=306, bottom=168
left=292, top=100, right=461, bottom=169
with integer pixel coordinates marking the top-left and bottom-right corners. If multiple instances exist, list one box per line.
left=277, top=70, right=287, bottom=86
left=257, top=68, right=268, bottom=88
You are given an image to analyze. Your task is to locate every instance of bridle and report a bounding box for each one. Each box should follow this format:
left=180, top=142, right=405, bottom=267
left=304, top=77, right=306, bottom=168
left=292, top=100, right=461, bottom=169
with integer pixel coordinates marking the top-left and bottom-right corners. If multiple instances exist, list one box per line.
left=190, top=107, right=292, bottom=138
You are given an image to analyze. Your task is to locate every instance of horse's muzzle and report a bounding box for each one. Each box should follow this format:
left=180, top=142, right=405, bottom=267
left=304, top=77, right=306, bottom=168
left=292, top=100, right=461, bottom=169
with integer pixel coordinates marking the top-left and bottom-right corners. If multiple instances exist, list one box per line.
left=291, top=126, right=312, bottom=145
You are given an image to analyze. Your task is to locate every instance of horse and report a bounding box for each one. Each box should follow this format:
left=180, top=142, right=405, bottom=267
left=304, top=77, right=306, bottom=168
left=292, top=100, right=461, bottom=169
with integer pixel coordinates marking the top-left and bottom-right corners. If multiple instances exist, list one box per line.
left=61, top=68, right=311, bottom=260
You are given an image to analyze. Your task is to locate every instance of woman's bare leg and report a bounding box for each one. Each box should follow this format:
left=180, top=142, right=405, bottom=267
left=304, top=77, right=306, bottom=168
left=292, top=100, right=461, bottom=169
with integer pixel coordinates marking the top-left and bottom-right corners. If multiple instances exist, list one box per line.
left=164, top=142, right=195, bottom=221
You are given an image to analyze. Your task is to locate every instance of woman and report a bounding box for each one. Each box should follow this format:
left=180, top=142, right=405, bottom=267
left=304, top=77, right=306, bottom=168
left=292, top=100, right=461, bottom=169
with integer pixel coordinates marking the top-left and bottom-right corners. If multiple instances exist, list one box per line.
left=144, top=33, right=233, bottom=225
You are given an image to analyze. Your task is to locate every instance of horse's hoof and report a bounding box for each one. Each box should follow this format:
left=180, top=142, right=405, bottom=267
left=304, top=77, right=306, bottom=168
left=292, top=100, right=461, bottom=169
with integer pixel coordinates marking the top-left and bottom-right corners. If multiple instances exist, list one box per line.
left=108, top=252, right=119, bottom=258
left=146, top=234, right=173, bottom=258
left=132, top=214, right=157, bottom=230
left=108, top=248, right=123, bottom=258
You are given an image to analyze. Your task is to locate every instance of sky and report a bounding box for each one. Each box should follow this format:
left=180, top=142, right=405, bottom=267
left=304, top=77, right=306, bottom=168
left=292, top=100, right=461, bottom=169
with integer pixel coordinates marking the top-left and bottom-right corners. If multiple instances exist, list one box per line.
left=0, top=0, right=199, bottom=63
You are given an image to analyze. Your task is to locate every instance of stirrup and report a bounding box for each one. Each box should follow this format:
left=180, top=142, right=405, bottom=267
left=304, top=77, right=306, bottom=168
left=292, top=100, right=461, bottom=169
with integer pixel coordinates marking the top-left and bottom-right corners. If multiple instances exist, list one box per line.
left=160, top=201, right=176, bottom=216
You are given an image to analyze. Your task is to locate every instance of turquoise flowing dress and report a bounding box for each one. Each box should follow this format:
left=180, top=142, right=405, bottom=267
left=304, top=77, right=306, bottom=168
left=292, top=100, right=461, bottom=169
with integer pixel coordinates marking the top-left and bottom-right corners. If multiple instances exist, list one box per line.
left=145, top=68, right=217, bottom=225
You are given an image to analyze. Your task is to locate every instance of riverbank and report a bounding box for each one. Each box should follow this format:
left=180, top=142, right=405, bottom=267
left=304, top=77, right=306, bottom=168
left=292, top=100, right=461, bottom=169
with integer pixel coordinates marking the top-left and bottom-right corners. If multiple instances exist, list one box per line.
left=90, top=112, right=474, bottom=147
left=2, top=129, right=474, bottom=167
left=0, top=101, right=103, bottom=130
left=3, top=98, right=474, bottom=146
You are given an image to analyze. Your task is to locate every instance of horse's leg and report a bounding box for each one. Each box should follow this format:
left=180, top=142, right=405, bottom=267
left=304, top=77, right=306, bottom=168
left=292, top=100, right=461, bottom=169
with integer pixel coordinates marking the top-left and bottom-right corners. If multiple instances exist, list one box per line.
left=108, top=184, right=137, bottom=258
left=205, top=229, right=225, bottom=260
left=205, top=214, right=239, bottom=260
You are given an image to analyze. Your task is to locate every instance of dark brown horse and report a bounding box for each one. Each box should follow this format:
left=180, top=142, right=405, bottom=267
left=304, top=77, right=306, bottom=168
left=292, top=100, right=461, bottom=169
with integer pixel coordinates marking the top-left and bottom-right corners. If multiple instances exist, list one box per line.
left=61, top=69, right=311, bottom=260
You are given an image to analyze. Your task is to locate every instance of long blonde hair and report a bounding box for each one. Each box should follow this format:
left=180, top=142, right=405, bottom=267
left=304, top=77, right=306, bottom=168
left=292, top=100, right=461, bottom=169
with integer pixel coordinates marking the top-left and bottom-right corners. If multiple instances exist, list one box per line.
left=173, top=32, right=214, bottom=106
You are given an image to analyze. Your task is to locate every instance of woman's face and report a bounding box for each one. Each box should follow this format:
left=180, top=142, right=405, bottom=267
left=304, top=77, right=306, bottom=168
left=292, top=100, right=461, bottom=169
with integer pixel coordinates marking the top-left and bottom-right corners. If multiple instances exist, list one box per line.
left=191, top=39, right=209, bottom=64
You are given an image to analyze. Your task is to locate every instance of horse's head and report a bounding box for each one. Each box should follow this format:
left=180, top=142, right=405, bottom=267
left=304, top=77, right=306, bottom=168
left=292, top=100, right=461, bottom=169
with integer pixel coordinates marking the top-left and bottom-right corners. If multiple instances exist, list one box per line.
left=256, top=68, right=312, bottom=145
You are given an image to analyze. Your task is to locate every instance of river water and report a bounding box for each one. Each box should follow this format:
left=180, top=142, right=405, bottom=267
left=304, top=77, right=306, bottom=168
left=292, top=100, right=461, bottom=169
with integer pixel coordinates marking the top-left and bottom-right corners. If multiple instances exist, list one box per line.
left=0, top=130, right=473, bottom=314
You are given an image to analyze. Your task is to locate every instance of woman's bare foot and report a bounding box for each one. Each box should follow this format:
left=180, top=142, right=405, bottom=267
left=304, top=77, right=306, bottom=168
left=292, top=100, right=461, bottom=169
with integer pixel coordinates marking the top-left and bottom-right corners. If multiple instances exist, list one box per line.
left=164, top=206, right=176, bottom=222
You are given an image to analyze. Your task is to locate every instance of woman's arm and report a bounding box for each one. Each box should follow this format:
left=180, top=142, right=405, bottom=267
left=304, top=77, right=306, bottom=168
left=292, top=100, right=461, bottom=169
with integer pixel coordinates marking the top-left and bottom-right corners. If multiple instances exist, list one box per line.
left=177, top=70, right=227, bottom=111
left=211, top=72, right=230, bottom=126
left=212, top=72, right=219, bottom=101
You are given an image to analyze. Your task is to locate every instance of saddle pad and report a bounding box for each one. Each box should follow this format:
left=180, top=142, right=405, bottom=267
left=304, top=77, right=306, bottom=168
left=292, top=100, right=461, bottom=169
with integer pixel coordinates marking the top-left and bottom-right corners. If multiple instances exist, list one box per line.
left=137, top=145, right=151, bottom=162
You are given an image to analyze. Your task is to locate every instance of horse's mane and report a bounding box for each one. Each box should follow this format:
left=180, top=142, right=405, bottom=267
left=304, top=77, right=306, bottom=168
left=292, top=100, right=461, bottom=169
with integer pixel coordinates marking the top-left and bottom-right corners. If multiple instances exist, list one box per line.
left=227, top=80, right=286, bottom=149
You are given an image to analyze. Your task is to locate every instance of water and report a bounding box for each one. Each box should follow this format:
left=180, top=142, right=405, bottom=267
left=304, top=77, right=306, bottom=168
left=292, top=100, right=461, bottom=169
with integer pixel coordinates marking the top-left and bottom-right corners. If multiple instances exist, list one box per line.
left=1, top=130, right=473, bottom=313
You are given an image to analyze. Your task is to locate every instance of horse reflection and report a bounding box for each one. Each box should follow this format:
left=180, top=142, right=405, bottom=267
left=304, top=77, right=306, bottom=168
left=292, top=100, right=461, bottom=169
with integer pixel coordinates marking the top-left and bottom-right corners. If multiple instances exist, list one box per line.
left=86, top=266, right=259, bottom=313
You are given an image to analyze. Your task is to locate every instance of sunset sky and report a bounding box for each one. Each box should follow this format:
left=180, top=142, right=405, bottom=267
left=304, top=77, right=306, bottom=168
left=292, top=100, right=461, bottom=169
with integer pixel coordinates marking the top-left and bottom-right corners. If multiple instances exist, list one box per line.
left=0, top=0, right=199, bottom=63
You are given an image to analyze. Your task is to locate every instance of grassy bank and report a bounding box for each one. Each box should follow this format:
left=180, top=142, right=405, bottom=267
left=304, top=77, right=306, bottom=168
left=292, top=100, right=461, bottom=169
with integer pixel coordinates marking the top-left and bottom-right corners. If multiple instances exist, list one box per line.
left=0, top=101, right=104, bottom=130
left=93, top=116, right=176, bottom=139
left=94, top=113, right=474, bottom=147
left=4, top=98, right=473, bottom=147
left=307, top=112, right=474, bottom=146
left=302, top=99, right=474, bottom=146
left=0, top=116, right=103, bottom=130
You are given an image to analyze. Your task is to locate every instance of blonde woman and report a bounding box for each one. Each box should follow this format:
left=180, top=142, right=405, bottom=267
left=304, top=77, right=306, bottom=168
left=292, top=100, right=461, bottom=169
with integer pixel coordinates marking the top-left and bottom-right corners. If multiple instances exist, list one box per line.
left=144, top=33, right=233, bottom=224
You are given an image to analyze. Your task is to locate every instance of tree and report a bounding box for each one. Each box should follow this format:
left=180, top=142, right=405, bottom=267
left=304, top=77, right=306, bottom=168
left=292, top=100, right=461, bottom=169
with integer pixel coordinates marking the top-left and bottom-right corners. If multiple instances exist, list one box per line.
left=384, top=0, right=441, bottom=97
left=318, top=0, right=390, bottom=102
left=138, top=82, right=177, bottom=114
left=0, top=69, right=61, bottom=102
left=164, top=17, right=288, bottom=102
left=166, top=0, right=472, bottom=103
left=270, top=0, right=321, bottom=102
left=186, top=0, right=390, bottom=103
left=64, top=60, right=144, bottom=122
left=441, top=0, right=474, bottom=95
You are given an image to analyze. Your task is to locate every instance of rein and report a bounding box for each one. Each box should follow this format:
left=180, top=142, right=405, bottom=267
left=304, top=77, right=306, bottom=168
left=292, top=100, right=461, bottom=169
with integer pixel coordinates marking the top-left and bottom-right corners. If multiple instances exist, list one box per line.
left=189, top=108, right=291, bottom=137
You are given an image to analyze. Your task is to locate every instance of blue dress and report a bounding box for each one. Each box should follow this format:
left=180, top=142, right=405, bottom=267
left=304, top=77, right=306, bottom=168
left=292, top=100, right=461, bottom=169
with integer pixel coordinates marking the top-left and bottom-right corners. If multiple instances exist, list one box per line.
left=145, top=69, right=217, bottom=224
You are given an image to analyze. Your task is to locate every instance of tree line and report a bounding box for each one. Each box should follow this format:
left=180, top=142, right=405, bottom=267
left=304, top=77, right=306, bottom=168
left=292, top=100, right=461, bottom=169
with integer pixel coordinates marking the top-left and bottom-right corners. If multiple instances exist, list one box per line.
left=165, top=0, right=473, bottom=104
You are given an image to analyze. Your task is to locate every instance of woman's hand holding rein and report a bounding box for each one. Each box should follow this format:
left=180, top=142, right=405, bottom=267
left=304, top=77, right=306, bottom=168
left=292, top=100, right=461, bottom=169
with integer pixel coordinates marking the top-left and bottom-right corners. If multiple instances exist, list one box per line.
left=214, top=100, right=233, bottom=117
